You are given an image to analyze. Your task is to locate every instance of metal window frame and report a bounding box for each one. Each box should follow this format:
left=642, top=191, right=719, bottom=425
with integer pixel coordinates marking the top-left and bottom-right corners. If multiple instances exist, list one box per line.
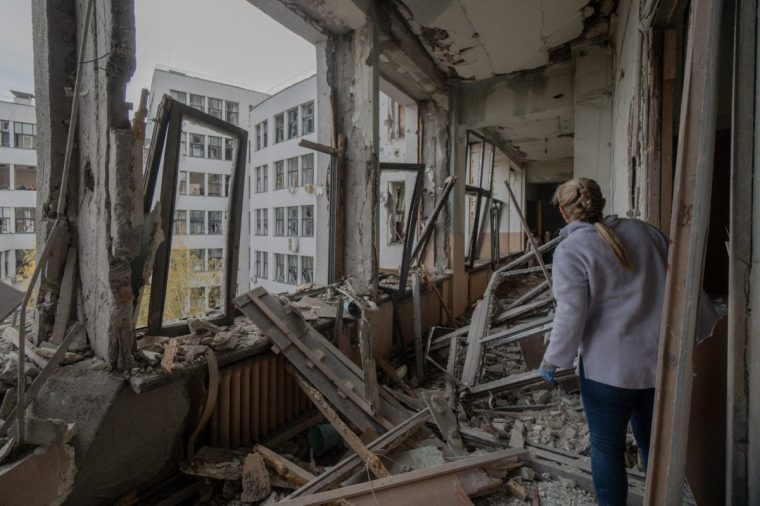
left=141, top=95, right=247, bottom=336
left=464, top=131, right=496, bottom=270
left=379, top=163, right=425, bottom=297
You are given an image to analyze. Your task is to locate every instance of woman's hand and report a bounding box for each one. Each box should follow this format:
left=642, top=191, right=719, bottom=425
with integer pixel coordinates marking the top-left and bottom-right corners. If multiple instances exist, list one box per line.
left=539, top=360, right=558, bottom=385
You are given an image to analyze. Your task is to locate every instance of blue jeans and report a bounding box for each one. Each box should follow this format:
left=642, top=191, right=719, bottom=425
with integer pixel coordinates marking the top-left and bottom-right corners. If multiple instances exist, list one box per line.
left=579, top=360, right=655, bottom=506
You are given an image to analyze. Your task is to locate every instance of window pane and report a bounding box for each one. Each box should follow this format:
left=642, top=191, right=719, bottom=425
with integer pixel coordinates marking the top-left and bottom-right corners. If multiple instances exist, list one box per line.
left=14, top=207, right=35, bottom=233
left=301, top=255, right=314, bottom=284
left=208, top=248, right=223, bottom=270
left=224, top=138, right=234, bottom=161
left=274, top=114, right=284, bottom=143
left=189, top=134, right=205, bottom=158
left=287, top=108, right=299, bottom=139
left=170, top=90, right=187, bottom=104
left=301, top=205, right=314, bottom=237
left=190, top=210, right=205, bottom=234
left=301, top=101, right=314, bottom=135
left=208, top=174, right=223, bottom=196
left=190, top=94, right=204, bottom=112
left=301, top=154, right=314, bottom=187
left=287, top=254, right=298, bottom=284
left=208, top=136, right=222, bottom=159
left=274, top=207, right=285, bottom=236
left=173, top=210, right=187, bottom=234
left=226, top=101, right=239, bottom=125
left=208, top=211, right=223, bottom=234
left=287, top=206, right=298, bottom=237
left=287, top=157, right=299, bottom=187
left=190, top=249, right=205, bottom=271
left=0, top=164, right=9, bottom=190
left=275, top=253, right=285, bottom=282
left=275, top=161, right=284, bottom=190
left=0, top=121, right=10, bottom=147
left=189, top=172, right=205, bottom=195
left=208, top=97, right=223, bottom=119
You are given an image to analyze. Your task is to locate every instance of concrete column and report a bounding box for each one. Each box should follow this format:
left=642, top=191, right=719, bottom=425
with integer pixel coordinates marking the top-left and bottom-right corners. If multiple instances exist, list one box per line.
left=32, top=0, right=140, bottom=369
left=325, top=18, right=380, bottom=296
left=449, top=89, right=468, bottom=316
left=573, top=43, right=613, bottom=199
left=314, top=41, right=331, bottom=287
left=419, top=99, right=450, bottom=272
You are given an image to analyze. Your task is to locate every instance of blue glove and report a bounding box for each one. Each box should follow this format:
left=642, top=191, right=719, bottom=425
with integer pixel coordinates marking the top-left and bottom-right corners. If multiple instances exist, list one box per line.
left=539, top=360, right=558, bottom=385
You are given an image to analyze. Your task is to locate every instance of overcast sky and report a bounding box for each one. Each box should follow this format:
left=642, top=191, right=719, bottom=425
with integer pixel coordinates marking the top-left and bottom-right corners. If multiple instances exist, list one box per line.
left=0, top=0, right=316, bottom=106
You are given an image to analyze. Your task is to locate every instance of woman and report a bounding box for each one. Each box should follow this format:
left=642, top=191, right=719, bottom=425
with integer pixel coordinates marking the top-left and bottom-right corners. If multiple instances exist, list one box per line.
left=538, top=177, right=716, bottom=505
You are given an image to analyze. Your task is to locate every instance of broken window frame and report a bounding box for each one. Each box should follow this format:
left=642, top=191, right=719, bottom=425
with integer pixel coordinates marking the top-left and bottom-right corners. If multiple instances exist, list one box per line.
left=379, top=163, right=425, bottom=296
left=287, top=107, right=299, bottom=139
left=274, top=253, right=285, bottom=282
left=464, top=130, right=496, bottom=270
left=287, top=254, right=299, bottom=284
left=301, top=205, right=314, bottom=237
left=287, top=206, right=299, bottom=237
left=274, top=160, right=285, bottom=190
left=301, top=255, right=314, bottom=284
left=301, top=101, right=314, bottom=135
left=387, top=180, right=406, bottom=245
left=139, top=96, right=248, bottom=336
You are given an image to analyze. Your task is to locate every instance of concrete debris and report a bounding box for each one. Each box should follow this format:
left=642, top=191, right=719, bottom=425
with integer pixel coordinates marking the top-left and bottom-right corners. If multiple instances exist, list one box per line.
left=188, top=318, right=223, bottom=336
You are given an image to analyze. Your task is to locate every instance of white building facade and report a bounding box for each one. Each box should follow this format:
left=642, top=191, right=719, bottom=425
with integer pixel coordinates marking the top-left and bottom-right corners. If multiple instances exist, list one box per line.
left=0, top=91, right=38, bottom=287
left=144, top=68, right=268, bottom=314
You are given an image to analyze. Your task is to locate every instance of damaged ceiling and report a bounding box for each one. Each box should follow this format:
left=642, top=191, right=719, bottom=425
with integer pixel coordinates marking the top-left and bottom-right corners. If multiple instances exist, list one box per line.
left=395, top=0, right=600, bottom=80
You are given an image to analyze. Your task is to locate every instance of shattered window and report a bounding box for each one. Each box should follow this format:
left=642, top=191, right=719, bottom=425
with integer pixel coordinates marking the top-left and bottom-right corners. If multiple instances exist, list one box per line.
left=287, top=206, right=298, bottom=237
left=208, top=174, right=223, bottom=196
left=225, top=101, right=239, bottom=125
left=190, top=249, right=205, bottom=272
left=287, top=107, right=299, bottom=139
left=189, top=94, right=205, bottom=112
left=207, top=286, right=222, bottom=310
left=301, top=101, right=314, bottom=135
left=255, top=250, right=268, bottom=279
left=301, top=205, right=313, bottom=237
left=255, top=165, right=268, bottom=193
left=189, top=172, right=205, bottom=195
left=1, top=120, right=10, bottom=147
left=224, top=138, right=234, bottom=161
left=208, top=248, right=223, bottom=271
left=301, top=154, right=314, bottom=188
left=275, top=161, right=284, bottom=190
left=189, top=134, right=205, bottom=158
left=14, top=207, right=34, bottom=233
left=287, top=157, right=299, bottom=187
left=255, top=208, right=268, bottom=236
left=301, top=255, right=313, bottom=283
left=208, top=136, right=222, bottom=159
left=208, top=211, right=223, bottom=234
left=274, top=113, right=284, bottom=143
left=170, top=90, right=187, bottom=104
left=274, top=253, right=285, bottom=282
left=189, top=287, right=206, bottom=314
left=208, top=97, right=223, bottom=119
left=387, top=181, right=405, bottom=245
left=274, top=207, right=285, bottom=236
left=0, top=207, right=11, bottom=233
left=189, top=210, right=205, bottom=234
left=173, top=210, right=187, bottom=235
left=287, top=254, right=298, bottom=284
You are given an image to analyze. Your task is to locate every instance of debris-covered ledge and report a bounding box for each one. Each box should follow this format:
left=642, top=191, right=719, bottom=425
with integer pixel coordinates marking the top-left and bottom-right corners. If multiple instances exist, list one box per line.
left=128, top=317, right=270, bottom=394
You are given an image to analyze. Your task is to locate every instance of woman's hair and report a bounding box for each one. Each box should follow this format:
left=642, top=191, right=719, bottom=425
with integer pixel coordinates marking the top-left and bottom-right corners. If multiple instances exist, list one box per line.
left=552, top=177, right=634, bottom=271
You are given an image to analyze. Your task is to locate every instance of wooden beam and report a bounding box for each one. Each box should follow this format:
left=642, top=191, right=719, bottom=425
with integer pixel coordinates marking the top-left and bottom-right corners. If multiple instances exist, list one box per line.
left=660, top=28, right=677, bottom=232
left=254, top=444, right=316, bottom=487
left=645, top=0, right=723, bottom=503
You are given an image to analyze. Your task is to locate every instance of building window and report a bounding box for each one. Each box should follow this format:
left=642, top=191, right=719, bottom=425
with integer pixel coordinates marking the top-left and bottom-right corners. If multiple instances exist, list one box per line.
left=0, top=208, right=11, bottom=233
left=178, top=171, right=188, bottom=195
left=181, top=132, right=187, bottom=156
left=301, top=154, right=314, bottom=187
left=189, top=249, right=205, bottom=272
left=301, top=205, right=314, bottom=237
left=208, top=174, right=223, bottom=196
left=14, top=122, right=36, bottom=149
left=224, top=138, right=234, bottom=161
left=287, top=206, right=298, bottom=237
left=208, top=211, right=223, bottom=234
left=224, top=175, right=231, bottom=197
left=274, top=253, right=285, bottom=282
left=287, top=107, right=299, bottom=139
left=388, top=181, right=405, bottom=244
left=255, top=208, right=268, bottom=236
left=208, top=286, right=222, bottom=309
left=0, top=121, right=9, bottom=147
left=287, top=254, right=299, bottom=284
left=189, top=172, right=205, bottom=195
left=274, top=114, right=285, bottom=143
left=274, top=207, right=285, bottom=236
left=225, top=101, right=239, bottom=125
left=189, top=94, right=205, bottom=112
left=301, top=255, right=314, bottom=284
left=13, top=165, right=35, bottom=190
left=170, top=90, right=187, bottom=104
left=208, top=136, right=222, bottom=159
left=255, top=250, right=268, bottom=279
left=15, top=207, right=35, bottom=233
left=274, top=161, right=284, bottom=190
left=16, top=250, right=31, bottom=278
left=0, top=164, right=9, bottom=190
left=189, top=210, right=205, bottom=234
left=189, top=134, right=205, bottom=158
left=256, top=120, right=268, bottom=150
left=173, top=210, right=187, bottom=234
left=208, top=97, right=223, bottom=119
left=255, top=165, right=268, bottom=193
left=301, top=101, right=314, bottom=135
left=287, top=157, right=299, bottom=187
left=190, top=287, right=206, bottom=313
left=208, top=248, right=223, bottom=271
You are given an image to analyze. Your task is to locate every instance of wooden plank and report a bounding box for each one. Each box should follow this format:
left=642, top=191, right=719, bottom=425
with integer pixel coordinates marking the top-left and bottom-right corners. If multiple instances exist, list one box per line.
left=661, top=28, right=677, bottom=232
left=255, top=444, right=316, bottom=487
left=377, top=358, right=416, bottom=398
left=51, top=247, right=77, bottom=344
left=445, top=335, right=459, bottom=408
left=288, top=408, right=431, bottom=498
left=505, top=281, right=550, bottom=310
left=357, top=315, right=380, bottom=413
left=645, top=1, right=723, bottom=501
left=161, top=338, right=178, bottom=374
left=277, top=448, right=525, bottom=506
left=465, top=368, right=575, bottom=399
left=337, top=474, right=475, bottom=506
left=294, top=373, right=390, bottom=479
left=241, top=453, right=271, bottom=502
left=412, top=269, right=424, bottom=382
left=460, top=298, right=489, bottom=387
left=421, top=390, right=466, bottom=456
left=4, top=328, right=48, bottom=370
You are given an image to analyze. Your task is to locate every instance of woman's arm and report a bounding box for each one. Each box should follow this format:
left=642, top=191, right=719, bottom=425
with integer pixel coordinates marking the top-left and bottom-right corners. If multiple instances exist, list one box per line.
left=543, top=246, right=589, bottom=368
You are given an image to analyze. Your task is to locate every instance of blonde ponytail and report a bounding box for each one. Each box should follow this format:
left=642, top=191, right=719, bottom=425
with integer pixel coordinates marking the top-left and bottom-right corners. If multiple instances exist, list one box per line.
left=594, top=222, right=634, bottom=271
left=554, top=177, right=635, bottom=271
